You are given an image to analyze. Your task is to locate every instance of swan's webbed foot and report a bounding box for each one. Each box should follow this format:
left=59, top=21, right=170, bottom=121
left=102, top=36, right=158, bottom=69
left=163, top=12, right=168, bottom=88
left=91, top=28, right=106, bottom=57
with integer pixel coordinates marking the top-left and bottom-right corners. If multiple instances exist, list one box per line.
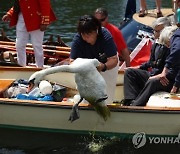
left=68, top=97, right=83, bottom=122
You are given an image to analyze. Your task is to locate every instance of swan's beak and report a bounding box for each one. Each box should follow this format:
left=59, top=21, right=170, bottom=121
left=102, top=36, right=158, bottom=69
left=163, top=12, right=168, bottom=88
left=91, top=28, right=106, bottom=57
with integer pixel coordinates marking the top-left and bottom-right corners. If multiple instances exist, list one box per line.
left=27, top=79, right=35, bottom=93
left=27, top=82, right=34, bottom=93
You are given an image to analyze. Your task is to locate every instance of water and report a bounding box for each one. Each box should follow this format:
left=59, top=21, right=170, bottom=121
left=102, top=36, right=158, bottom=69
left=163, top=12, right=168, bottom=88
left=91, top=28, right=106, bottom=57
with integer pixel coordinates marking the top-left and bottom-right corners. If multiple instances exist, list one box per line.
left=0, top=0, right=171, bottom=46
left=0, top=0, right=178, bottom=153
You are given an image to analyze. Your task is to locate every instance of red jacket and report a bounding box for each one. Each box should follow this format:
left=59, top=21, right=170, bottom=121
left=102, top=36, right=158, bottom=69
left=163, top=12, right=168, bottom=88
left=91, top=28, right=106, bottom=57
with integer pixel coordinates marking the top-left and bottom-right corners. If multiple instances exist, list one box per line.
left=7, top=0, right=57, bottom=32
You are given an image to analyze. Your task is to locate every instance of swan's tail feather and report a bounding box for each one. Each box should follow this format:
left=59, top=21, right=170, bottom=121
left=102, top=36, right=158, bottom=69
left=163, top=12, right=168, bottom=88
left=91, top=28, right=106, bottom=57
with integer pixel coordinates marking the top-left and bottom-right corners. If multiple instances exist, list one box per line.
left=94, top=105, right=110, bottom=121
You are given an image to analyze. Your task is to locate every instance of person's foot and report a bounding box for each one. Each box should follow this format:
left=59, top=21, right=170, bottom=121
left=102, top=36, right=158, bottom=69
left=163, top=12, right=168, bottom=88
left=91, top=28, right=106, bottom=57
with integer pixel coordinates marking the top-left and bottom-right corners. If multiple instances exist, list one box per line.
left=157, top=11, right=163, bottom=18
left=120, top=99, right=133, bottom=106
left=138, top=10, right=147, bottom=17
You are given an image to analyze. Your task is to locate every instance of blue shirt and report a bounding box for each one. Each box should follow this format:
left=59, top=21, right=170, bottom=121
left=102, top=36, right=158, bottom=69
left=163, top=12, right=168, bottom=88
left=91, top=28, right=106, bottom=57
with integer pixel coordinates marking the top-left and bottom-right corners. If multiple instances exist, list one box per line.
left=70, top=27, right=117, bottom=63
left=165, top=28, right=180, bottom=87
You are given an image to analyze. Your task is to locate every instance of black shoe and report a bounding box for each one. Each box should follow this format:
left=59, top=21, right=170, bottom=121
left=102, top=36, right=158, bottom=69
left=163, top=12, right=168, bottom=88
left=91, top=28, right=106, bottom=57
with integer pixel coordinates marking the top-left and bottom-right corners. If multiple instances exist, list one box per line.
left=120, top=99, right=133, bottom=106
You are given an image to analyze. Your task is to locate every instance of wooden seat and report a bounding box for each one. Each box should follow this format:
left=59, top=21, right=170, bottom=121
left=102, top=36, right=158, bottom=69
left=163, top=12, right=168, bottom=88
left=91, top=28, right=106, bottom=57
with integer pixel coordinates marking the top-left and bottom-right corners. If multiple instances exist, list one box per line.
left=0, top=79, right=15, bottom=94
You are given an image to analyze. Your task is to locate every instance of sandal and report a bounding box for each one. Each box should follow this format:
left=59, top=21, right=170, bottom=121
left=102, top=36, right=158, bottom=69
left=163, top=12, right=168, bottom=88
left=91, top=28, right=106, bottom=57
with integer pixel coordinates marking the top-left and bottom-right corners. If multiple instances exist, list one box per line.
left=138, top=10, right=147, bottom=17
left=157, top=12, right=163, bottom=18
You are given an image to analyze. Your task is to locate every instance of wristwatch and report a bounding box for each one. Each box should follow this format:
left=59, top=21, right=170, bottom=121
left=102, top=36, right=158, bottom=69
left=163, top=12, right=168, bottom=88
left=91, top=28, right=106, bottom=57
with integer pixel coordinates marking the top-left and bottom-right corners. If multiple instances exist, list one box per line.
left=102, top=63, right=107, bottom=72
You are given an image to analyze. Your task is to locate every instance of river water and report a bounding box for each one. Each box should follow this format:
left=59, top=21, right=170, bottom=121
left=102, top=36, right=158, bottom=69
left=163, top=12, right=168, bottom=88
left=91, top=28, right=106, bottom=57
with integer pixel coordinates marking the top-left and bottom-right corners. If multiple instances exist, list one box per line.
left=0, top=0, right=179, bottom=154
left=0, top=0, right=171, bottom=46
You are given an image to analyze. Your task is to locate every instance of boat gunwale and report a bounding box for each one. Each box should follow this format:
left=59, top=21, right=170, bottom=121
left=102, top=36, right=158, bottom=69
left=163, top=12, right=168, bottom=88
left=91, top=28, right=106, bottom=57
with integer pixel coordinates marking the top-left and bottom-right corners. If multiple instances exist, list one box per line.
left=1, top=98, right=180, bottom=114
left=0, top=66, right=125, bottom=75
left=0, top=66, right=42, bottom=71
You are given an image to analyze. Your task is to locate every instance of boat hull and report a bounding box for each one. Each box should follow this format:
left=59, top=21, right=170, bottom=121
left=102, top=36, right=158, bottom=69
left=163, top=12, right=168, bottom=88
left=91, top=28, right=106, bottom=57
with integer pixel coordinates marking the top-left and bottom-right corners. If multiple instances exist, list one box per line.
left=0, top=99, right=180, bottom=137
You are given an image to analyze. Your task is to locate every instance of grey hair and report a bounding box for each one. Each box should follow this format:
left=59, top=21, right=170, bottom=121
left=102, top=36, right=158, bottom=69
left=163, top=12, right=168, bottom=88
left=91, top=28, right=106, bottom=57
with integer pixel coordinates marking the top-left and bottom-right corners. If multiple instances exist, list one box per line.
left=158, top=25, right=178, bottom=45
left=152, top=17, right=171, bottom=29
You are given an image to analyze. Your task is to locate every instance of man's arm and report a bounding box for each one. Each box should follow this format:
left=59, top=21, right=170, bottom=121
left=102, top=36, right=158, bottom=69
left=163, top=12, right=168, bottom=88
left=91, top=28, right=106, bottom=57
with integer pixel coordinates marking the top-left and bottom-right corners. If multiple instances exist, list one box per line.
left=121, top=48, right=130, bottom=67
left=97, top=54, right=118, bottom=72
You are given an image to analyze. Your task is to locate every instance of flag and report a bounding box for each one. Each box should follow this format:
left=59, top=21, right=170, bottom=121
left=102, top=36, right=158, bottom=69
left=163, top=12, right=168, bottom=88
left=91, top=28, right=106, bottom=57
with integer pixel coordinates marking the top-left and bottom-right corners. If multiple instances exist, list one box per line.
left=119, top=38, right=153, bottom=71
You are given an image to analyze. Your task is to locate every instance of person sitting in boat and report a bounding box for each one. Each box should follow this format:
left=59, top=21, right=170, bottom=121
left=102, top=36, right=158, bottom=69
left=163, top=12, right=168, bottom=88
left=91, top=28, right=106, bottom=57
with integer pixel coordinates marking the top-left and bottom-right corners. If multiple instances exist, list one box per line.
left=139, top=0, right=163, bottom=18
left=2, top=0, right=57, bottom=68
left=70, top=15, right=119, bottom=104
left=123, top=25, right=178, bottom=106
left=94, top=8, right=130, bottom=67
left=122, top=17, right=171, bottom=106
left=152, top=16, right=171, bottom=40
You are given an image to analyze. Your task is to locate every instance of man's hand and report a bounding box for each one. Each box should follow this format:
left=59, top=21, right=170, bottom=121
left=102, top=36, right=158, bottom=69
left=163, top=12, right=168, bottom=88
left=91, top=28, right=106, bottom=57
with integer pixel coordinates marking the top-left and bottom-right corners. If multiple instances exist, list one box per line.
left=40, top=24, right=48, bottom=31
left=97, top=63, right=105, bottom=72
left=2, top=14, right=11, bottom=22
left=171, top=86, right=178, bottom=93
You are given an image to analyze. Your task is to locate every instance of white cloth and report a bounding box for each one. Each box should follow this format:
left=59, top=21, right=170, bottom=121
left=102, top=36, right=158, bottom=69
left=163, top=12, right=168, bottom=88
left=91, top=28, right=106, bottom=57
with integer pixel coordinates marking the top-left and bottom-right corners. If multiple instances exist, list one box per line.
left=16, top=13, right=44, bottom=67
left=101, top=61, right=119, bottom=104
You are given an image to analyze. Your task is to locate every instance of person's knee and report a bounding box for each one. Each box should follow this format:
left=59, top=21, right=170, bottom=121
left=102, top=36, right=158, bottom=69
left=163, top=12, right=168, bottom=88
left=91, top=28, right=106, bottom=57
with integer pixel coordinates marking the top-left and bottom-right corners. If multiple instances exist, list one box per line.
left=125, top=68, right=134, bottom=76
left=146, top=78, right=159, bottom=86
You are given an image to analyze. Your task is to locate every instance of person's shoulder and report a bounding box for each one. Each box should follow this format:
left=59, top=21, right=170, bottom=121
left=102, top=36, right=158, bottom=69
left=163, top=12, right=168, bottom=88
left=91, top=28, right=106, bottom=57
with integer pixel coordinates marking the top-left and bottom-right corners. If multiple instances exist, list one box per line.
left=71, top=33, right=84, bottom=46
left=106, top=23, right=120, bottom=32
left=101, top=27, right=111, bottom=35
left=72, top=33, right=82, bottom=41
left=174, top=28, right=180, bottom=37
left=100, top=27, right=113, bottom=40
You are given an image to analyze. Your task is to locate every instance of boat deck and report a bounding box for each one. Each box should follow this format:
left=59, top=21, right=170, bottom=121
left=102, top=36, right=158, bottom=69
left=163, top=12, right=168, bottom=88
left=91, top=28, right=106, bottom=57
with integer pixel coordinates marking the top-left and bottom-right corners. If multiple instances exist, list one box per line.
left=133, top=8, right=174, bottom=27
left=0, top=79, right=179, bottom=111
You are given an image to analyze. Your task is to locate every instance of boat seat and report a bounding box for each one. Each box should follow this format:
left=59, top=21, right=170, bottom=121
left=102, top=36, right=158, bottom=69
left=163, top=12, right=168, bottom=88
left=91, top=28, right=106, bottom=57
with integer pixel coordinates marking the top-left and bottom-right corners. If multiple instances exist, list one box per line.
left=0, top=79, right=15, bottom=96
left=146, top=91, right=180, bottom=107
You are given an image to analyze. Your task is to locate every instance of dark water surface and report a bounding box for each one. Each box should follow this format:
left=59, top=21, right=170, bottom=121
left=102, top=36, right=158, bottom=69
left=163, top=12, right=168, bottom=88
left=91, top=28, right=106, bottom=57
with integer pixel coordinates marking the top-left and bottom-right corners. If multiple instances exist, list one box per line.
left=0, top=0, right=179, bottom=153
left=0, top=0, right=171, bottom=46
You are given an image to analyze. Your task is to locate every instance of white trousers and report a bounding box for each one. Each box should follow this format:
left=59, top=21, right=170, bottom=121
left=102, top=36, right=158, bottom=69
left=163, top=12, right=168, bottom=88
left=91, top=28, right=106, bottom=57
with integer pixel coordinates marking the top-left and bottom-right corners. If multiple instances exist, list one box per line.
left=101, top=60, right=119, bottom=104
left=16, top=13, right=44, bottom=67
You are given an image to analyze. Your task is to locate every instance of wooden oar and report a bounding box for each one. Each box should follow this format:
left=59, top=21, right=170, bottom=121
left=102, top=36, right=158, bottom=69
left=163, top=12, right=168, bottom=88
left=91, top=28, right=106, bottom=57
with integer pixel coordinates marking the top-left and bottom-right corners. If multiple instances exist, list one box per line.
left=0, top=44, right=70, bottom=57
left=0, top=41, right=71, bottom=52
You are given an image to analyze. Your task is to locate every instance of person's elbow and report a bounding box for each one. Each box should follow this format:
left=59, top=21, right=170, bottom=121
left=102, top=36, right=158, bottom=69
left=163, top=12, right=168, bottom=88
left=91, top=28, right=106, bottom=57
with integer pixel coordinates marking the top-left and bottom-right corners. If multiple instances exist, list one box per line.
left=107, top=54, right=119, bottom=69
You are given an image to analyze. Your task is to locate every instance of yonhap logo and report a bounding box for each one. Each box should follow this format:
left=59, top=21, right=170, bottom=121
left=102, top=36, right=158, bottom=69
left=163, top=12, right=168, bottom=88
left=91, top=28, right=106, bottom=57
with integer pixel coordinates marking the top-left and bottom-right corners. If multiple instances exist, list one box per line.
left=132, top=132, right=180, bottom=148
left=132, top=132, right=146, bottom=149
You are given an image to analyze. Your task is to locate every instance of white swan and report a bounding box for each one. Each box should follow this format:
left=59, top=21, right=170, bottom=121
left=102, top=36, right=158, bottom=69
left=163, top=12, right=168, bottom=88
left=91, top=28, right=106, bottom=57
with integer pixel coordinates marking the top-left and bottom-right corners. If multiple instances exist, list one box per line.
left=28, top=58, right=110, bottom=122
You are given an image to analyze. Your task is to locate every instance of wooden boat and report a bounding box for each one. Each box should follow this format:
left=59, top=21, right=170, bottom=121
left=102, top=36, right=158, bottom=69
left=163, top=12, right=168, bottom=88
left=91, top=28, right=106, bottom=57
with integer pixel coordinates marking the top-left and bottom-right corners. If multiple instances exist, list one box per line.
left=0, top=65, right=124, bottom=102
left=0, top=79, right=180, bottom=139
left=0, top=9, right=179, bottom=139
left=0, top=31, right=71, bottom=66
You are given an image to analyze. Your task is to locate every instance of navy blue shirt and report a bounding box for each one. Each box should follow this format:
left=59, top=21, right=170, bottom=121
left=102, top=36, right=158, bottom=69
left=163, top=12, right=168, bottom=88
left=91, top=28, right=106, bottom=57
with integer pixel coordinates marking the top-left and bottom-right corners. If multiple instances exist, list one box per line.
left=165, top=28, right=180, bottom=87
left=70, top=28, right=117, bottom=63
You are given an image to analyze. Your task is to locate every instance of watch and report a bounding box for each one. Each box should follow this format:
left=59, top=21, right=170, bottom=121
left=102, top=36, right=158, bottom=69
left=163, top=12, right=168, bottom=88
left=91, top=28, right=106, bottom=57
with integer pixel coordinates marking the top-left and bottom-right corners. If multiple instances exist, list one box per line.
left=102, top=63, right=107, bottom=72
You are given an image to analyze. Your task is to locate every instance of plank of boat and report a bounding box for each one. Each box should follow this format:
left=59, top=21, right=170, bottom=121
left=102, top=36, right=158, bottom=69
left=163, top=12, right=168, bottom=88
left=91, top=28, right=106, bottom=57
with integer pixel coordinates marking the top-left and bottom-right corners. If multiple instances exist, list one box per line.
left=0, top=44, right=70, bottom=57
left=0, top=79, right=15, bottom=94
left=0, top=41, right=71, bottom=52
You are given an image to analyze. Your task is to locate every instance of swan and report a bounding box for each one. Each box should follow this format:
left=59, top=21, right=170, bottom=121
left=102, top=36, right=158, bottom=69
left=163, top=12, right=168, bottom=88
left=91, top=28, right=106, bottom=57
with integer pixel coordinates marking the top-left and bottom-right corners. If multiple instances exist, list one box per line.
left=28, top=58, right=110, bottom=122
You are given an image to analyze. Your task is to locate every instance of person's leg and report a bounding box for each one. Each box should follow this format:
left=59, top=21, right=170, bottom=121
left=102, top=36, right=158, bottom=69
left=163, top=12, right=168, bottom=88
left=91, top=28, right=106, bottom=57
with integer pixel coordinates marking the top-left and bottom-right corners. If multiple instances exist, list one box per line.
left=124, top=68, right=149, bottom=102
left=155, top=0, right=163, bottom=17
left=16, top=13, right=29, bottom=66
left=132, top=78, right=173, bottom=106
left=30, top=30, right=44, bottom=68
left=139, top=0, right=147, bottom=17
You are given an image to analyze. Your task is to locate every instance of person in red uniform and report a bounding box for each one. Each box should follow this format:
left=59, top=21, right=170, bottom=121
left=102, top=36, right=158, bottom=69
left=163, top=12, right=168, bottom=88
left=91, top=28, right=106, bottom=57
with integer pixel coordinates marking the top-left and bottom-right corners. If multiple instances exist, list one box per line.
left=2, top=0, right=57, bottom=67
left=94, top=8, right=130, bottom=67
